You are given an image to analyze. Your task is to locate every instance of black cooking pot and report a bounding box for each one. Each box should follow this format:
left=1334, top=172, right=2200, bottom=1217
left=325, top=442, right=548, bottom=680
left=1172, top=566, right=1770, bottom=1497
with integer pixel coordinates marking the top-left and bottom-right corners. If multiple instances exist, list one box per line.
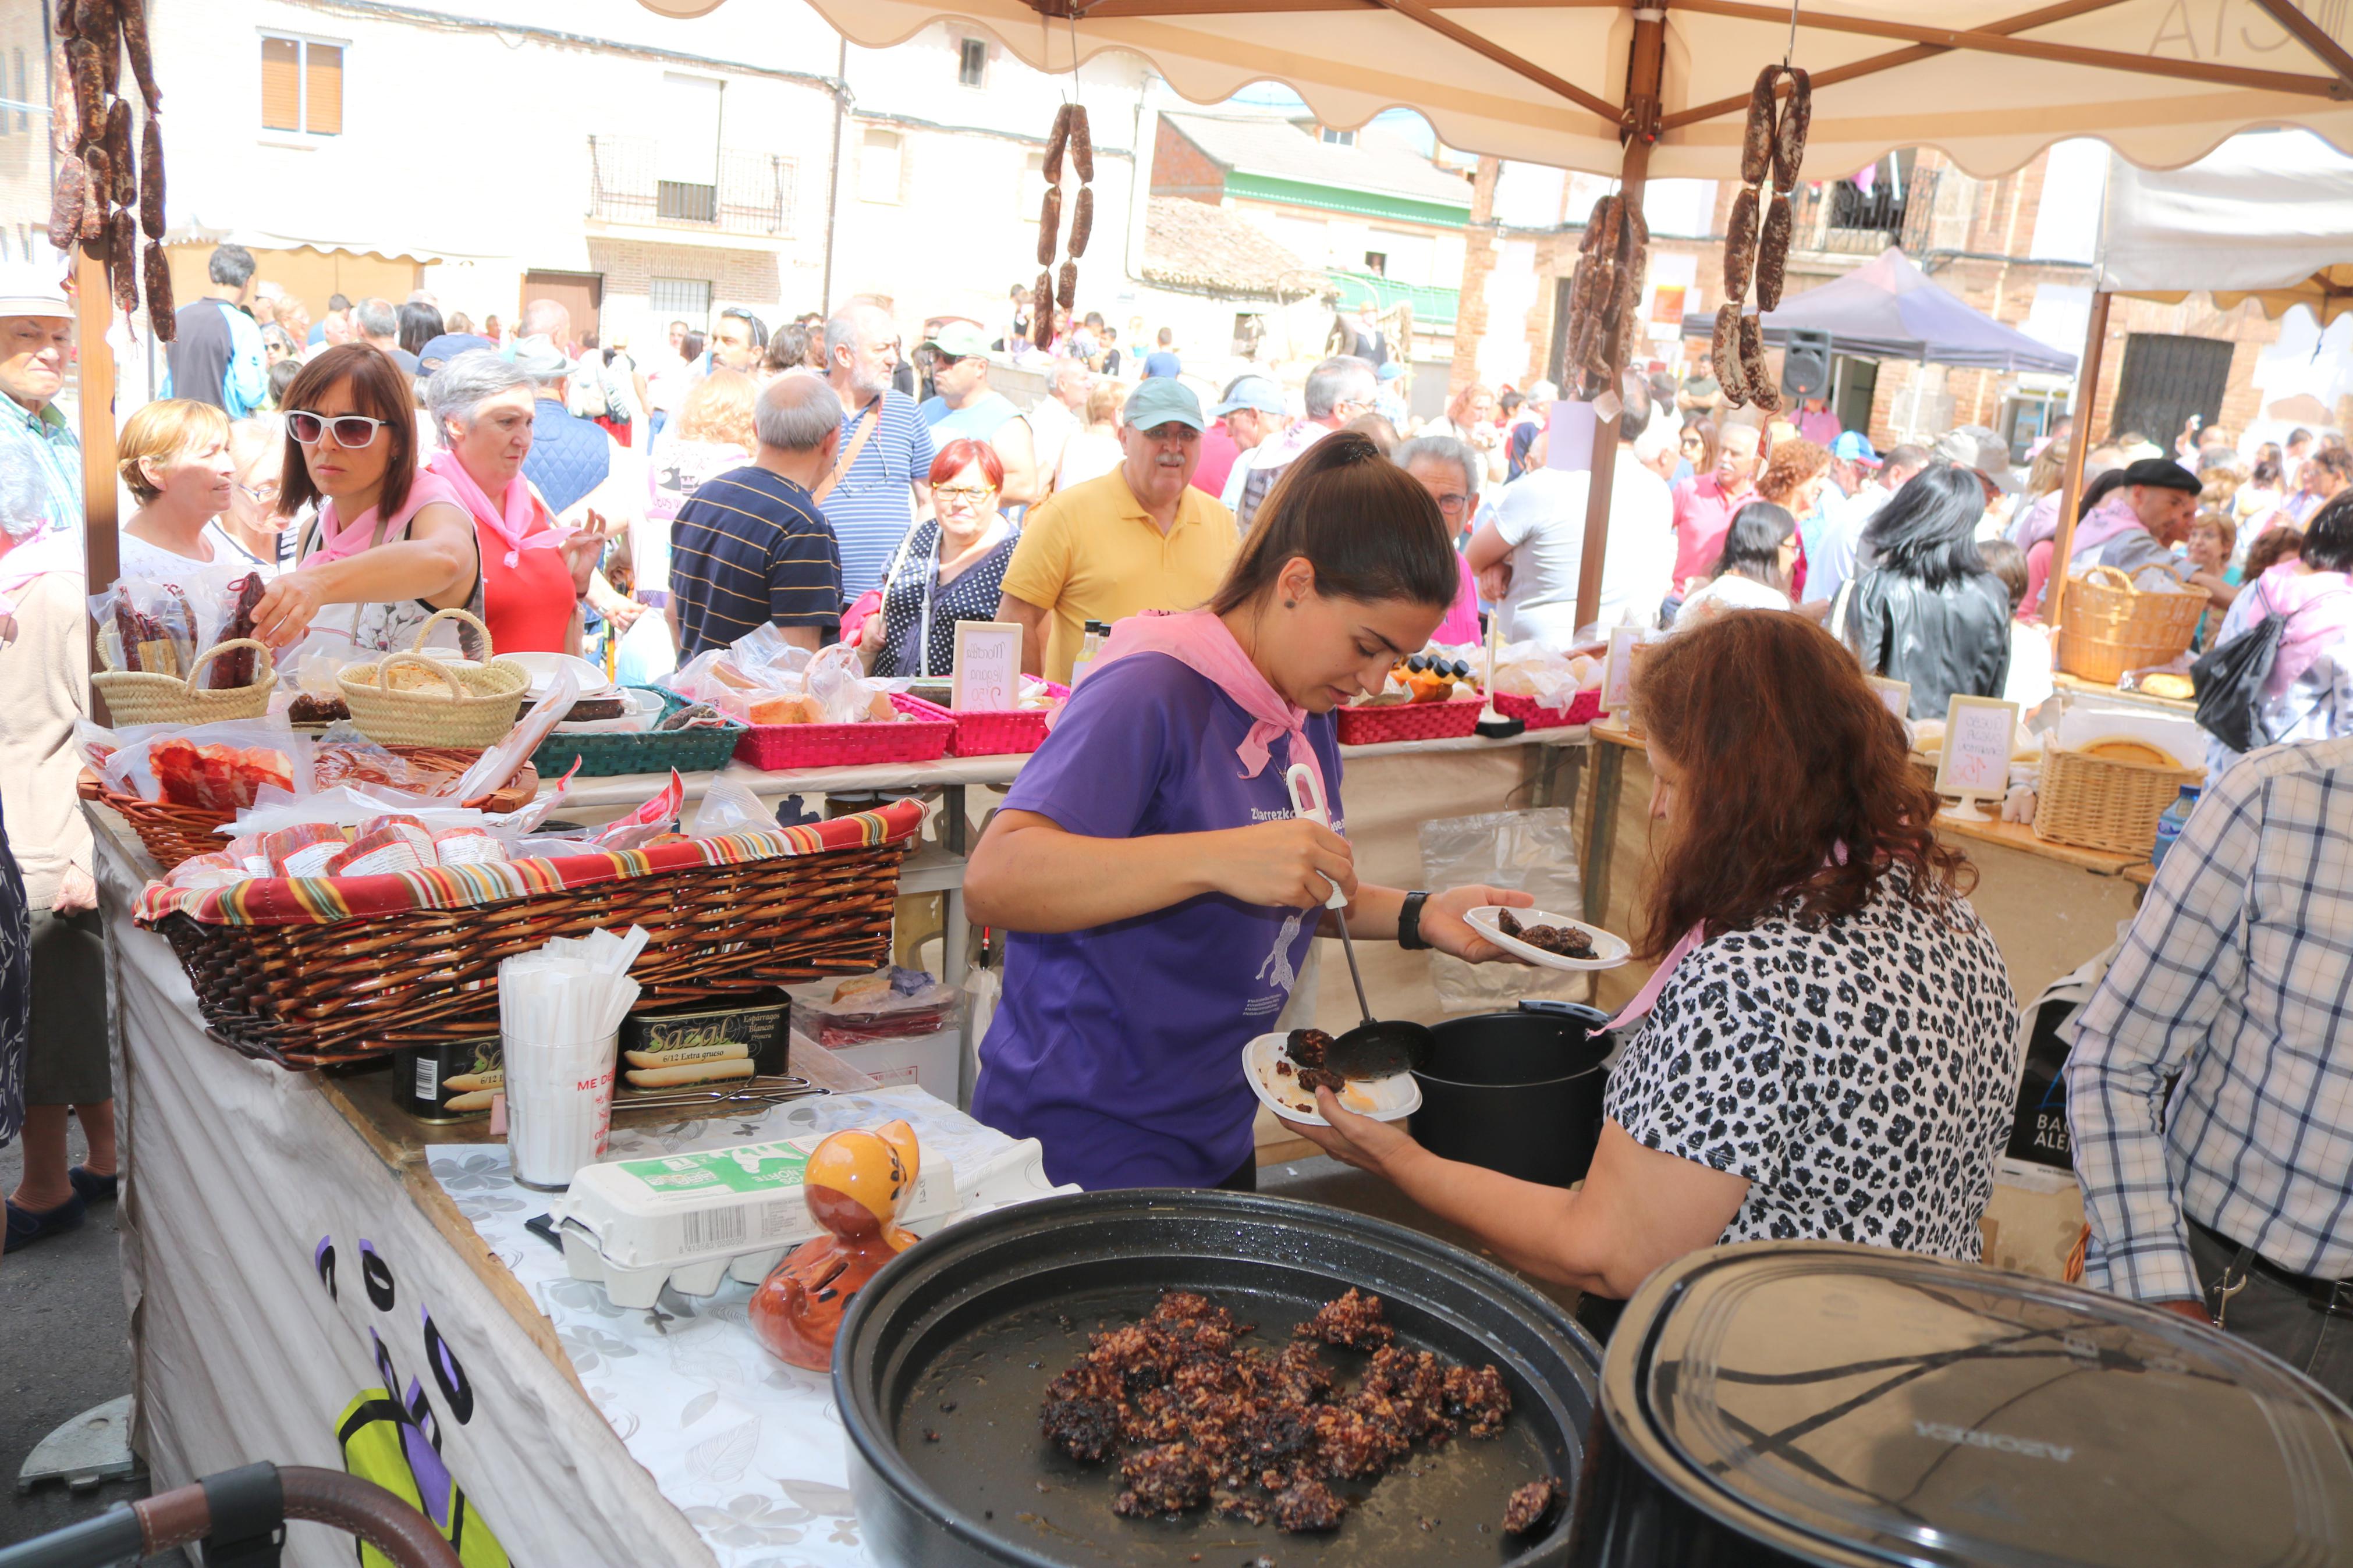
left=1412, top=1001, right=1613, bottom=1188
left=1567, top=1239, right=2353, bottom=1567
left=835, top=1189, right=1603, bottom=1567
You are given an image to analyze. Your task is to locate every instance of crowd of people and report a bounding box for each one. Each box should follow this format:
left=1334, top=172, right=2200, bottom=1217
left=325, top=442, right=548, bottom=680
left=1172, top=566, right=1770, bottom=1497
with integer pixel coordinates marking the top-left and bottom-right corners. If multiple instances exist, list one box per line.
left=3, top=245, right=2353, bottom=1406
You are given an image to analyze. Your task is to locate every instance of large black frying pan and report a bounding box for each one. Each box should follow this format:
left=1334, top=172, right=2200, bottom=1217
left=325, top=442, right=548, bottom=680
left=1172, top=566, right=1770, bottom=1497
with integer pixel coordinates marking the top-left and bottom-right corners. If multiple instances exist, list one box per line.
left=834, top=1190, right=1602, bottom=1568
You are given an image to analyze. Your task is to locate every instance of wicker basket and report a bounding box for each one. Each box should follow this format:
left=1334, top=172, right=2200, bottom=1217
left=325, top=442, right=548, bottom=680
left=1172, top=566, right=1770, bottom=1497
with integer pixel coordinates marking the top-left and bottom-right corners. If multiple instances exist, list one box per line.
left=530, top=687, right=746, bottom=779
left=1490, top=688, right=1602, bottom=731
left=945, top=683, right=1071, bottom=757
left=93, top=639, right=278, bottom=727
left=2054, top=564, right=2208, bottom=687
left=2033, top=743, right=2204, bottom=856
left=340, top=610, right=530, bottom=747
left=733, top=693, right=956, bottom=771
left=1334, top=695, right=1486, bottom=746
left=80, top=749, right=542, bottom=870
left=149, top=804, right=921, bottom=1066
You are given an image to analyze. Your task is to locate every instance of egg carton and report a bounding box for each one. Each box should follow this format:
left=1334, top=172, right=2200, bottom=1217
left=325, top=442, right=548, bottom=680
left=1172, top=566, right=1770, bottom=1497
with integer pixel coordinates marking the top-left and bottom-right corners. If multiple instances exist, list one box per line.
left=551, top=1134, right=1070, bottom=1309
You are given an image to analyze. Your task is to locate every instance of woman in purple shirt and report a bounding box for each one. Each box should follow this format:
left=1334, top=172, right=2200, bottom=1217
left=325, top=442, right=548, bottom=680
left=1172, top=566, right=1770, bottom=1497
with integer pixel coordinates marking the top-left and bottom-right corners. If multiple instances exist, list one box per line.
left=965, top=433, right=1530, bottom=1192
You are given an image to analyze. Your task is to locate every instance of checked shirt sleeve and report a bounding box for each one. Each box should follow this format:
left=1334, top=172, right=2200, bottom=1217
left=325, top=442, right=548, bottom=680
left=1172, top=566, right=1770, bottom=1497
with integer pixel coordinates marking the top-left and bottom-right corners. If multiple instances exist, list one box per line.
left=2063, top=763, right=2263, bottom=1303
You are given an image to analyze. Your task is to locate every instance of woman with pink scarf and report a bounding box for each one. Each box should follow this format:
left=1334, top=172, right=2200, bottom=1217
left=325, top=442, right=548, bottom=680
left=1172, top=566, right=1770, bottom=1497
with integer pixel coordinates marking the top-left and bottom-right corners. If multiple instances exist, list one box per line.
left=963, top=433, right=1530, bottom=1192
left=2201, top=492, right=2353, bottom=777
left=422, top=350, right=607, bottom=655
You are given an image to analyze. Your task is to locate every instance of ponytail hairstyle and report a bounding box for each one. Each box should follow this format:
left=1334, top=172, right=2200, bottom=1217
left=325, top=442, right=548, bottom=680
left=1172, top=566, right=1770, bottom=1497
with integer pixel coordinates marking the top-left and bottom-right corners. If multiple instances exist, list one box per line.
left=1209, top=431, right=1458, bottom=615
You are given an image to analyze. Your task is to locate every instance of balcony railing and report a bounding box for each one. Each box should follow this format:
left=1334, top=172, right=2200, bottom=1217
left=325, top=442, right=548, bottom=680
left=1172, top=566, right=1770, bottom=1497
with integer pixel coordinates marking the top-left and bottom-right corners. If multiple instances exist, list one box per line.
left=1791, top=165, right=1939, bottom=257
left=588, top=136, right=794, bottom=237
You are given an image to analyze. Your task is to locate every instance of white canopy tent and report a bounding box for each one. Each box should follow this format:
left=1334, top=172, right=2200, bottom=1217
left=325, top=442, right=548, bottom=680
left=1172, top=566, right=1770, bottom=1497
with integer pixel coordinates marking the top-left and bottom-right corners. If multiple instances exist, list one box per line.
left=2046, top=129, right=2353, bottom=627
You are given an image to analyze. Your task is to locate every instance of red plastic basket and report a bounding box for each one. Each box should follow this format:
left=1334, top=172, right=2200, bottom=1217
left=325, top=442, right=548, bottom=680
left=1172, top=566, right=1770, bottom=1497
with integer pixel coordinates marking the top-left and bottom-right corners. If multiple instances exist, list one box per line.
left=732, top=693, right=956, bottom=771
left=945, top=682, right=1072, bottom=757
left=1334, top=695, right=1486, bottom=746
left=1490, top=688, right=1602, bottom=730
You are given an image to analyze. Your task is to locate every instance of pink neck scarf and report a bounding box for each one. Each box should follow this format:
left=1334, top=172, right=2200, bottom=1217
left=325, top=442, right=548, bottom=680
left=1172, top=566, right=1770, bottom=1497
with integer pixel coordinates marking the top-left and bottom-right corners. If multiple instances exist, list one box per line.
left=1609, top=842, right=1849, bottom=1033
left=1087, top=608, right=1329, bottom=812
left=425, top=449, right=571, bottom=568
left=309, top=470, right=464, bottom=567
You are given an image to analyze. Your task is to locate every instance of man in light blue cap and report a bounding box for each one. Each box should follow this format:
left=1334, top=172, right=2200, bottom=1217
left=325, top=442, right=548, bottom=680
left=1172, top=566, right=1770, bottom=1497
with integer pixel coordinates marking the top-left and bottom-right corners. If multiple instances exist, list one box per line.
left=996, top=376, right=1237, bottom=682
left=1198, top=374, right=1286, bottom=503
left=1374, top=358, right=1411, bottom=428
left=1808, top=432, right=1929, bottom=607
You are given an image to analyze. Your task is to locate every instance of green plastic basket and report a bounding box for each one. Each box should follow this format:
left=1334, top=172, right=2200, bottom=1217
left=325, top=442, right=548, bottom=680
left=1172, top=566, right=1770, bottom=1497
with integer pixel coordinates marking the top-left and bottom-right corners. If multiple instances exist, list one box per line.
left=528, top=685, right=746, bottom=779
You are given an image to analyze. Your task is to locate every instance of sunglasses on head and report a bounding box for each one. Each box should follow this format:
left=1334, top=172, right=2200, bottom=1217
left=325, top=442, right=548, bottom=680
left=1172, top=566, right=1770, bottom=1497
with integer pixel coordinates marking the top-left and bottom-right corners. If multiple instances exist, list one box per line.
left=286, top=411, right=392, bottom=449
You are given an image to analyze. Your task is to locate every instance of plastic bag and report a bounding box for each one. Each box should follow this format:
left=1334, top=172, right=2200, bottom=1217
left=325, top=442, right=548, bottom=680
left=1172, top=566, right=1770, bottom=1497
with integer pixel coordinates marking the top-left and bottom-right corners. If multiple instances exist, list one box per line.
left=1487, top=639, right=1598, bottom=707
left=101, top=719, right=314, bottom=809
left=612, top=610, right=677, bottom=688
left=1418, top=807, right=1591, bottom=1013
left=229, top=785, right=488, bottom=839
left=790, top=967, right=957, bottom=1048
left=807, top=642, right=907, bottom=724
left=689, top=777, right=776, bottom=838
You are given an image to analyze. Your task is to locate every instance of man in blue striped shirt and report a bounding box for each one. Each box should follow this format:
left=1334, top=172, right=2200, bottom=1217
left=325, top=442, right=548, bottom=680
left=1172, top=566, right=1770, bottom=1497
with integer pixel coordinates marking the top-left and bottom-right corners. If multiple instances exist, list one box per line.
left=818, top=303, right=934, bottom=606
left=668, top=375, right=845, bottom=658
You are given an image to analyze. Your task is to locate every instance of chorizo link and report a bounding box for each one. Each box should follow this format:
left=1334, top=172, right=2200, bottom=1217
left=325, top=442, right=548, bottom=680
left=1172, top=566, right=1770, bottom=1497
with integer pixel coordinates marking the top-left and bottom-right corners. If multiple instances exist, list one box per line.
left=121, top=0, right=161, bottom=113
left=81, top=143, right=109, bottom=225
left=144, top=239, right=173, bottom=340
left=1742, top=65, right=1779, bottom=189
left=1593, top=192, right=1623, bottom=264
left=1757, top=193, right=1793, bottom=311
left=109, top=206, right=139, bottom=315
left=56, top=0, right=77, bottom=42
left=1723, top=186, right=1758, bottom=307
left=1038, top=184, right=1062, bottom=268
left=1713, top=303, right=1748, bottom=407
left=1772, top=67, right=1811, bottom=193
left=1042, top=103, right=1071, bottom=187
left=1740, top=312, right=1780, bottom=413
left=68, top=40, right=103, bottom=152
left=49, top=157, right=86, bottom=251
left=105, top=99, right=134, bottom=207
left=81, top=0, right=118, bottom=100
left=1067, top=184, right=1092, bottom=259
left=140, top=115, right=163, bottom=238
left=1068, top=105, right=1093, bottom=184
left=1057, top=260, right=1077, bottom=311
left=1565, top=258, right=1600, bottom=381
left=1032, top=271, right=1053, bottom=349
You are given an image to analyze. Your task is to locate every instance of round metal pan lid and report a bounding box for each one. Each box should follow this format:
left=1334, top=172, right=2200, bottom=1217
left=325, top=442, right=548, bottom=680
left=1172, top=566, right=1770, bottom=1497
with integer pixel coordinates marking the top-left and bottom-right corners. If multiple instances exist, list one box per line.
left=1613, top=1242, right=2353, bottom=1567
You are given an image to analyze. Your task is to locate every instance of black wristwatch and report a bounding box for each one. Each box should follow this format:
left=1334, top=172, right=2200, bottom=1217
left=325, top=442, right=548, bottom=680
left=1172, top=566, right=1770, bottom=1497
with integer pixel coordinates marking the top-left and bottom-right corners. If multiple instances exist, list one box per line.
left=1397, top=890, right=1433, bottom=951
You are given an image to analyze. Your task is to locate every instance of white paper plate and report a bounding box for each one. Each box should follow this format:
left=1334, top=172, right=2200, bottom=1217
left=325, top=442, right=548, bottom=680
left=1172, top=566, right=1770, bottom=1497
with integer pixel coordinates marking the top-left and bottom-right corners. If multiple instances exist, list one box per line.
left=507, top=651, right=614, bottom=697
left=1241, top=1032, right=1421, bottom=1128
left=1464, top=906, right=1631, bottom=972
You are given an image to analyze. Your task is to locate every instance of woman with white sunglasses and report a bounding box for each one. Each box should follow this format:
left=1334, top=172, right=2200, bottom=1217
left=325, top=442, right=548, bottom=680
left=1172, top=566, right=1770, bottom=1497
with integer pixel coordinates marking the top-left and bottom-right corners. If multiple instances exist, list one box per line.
left=247, top=343, right=483, bottom=656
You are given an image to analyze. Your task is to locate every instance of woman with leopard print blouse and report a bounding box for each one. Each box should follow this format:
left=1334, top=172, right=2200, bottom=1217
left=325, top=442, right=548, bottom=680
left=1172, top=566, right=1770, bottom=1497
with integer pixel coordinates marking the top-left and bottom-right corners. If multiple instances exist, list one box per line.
left=1283, top=611, right=2020, bottom=1307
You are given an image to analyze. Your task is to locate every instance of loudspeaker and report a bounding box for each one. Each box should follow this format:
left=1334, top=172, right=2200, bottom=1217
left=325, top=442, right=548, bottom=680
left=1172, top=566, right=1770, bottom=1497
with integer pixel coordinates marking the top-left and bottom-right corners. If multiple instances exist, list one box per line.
left=1781, top=328, right=1832, bottom=401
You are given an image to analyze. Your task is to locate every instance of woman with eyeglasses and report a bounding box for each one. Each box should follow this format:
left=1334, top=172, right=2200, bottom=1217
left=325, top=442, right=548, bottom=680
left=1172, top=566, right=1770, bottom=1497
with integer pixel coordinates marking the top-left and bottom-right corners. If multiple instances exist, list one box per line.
left=1393, top=435, right=1485, bottom=645
left=217, top=417, right=293, bottom=577
left=247, top=344, right=482, bottom=656
left=111, top=400, right=270, bottom=586
left=859, top=438, right=1021, bottom=677
left=1678, top=417, right=1717, bottom=486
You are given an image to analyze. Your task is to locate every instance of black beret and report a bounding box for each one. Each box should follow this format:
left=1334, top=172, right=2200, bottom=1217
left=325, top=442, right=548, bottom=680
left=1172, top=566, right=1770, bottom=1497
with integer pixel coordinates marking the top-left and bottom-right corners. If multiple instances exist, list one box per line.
left=2119, top=457, right=2202, bottom=494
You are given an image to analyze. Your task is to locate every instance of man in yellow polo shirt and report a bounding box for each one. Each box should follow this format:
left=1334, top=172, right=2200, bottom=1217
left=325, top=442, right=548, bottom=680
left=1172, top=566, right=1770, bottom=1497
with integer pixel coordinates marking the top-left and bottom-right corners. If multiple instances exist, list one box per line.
left=997, top=378, right=1238, bottom=683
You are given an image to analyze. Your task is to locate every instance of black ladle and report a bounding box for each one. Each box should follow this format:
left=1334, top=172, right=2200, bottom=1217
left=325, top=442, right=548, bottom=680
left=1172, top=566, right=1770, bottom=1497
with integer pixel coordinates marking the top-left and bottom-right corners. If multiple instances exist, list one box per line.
left=1286, top=765, right=1437, bottom=1080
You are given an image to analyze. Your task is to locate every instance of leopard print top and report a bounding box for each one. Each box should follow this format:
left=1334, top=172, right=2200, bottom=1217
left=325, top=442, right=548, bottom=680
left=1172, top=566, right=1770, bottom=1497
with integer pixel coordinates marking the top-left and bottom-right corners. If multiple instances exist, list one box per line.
left=1603, top=865, right=2020, bottom=1260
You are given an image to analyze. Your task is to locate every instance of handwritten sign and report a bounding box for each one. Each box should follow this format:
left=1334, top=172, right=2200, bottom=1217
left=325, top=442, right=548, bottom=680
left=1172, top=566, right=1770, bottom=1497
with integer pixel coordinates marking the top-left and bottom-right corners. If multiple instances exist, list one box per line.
left=1866, top=676, right=1911, bottom=721
left=1935, top=695, right=2021, bottom=803
left=1602, top=626, right=1641, bottom=713
left=951, top=621, right=1023, bottom=712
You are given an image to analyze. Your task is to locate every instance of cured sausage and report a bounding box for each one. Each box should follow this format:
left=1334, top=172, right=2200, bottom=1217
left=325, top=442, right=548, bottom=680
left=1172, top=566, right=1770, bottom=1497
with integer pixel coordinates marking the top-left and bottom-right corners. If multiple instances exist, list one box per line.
left=69, top=40, right=104, bottom=153
left=1068, top=105, right=1094, bottom=183
left=1713, top=303, right=1749, bottom=407
left=1739, top=312, right=1780, bottom=413
left=1038, top=184, right=1062, bottom=267
left=1565, top=259, right=1600, bottom=386
left=140, top=115, right=164, bottom=239
left=122, top=0, right=161, bottom=112
left=109, top=205, right=139, bottom=315
left=81, top=143, right=111, bottom=229
left=1067, top=184, right=1092, bottom=259
left=1772, top=67, right=1811, bottom=193
left=1057, top=259, right=1077, bottom=311
left=1594, top=192, right=1624, bottom=266
left=1723, top=186, right=1758, bottom=307
left=1042, top=103, right=1072, bottom=186
left=81, top=0, right=118, bottom=100
left=1032, top=270, right=1054, bottom=349
left=104, top=99, right=134, bottom=207
left=48, top=157, right=86, bottom=251
left=1757, top=193, right=1792, bottom=311
left=55, top=0, right=77, bottom=42
left=144, top=239, right=173, bottom=340
left=1742, top=65, right=1779, bottom=189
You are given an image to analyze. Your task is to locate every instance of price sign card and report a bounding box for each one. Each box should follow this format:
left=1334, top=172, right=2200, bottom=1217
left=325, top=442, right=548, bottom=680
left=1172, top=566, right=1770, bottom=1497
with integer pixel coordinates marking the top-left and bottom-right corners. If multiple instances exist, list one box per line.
left=952, top=621, right=1022, bottom=712
left=1866, top=676, right=1911, bottom=721
left=1602, top=626, right=1641, bottom=712
left=1935, top=695, right=2020, bottom=802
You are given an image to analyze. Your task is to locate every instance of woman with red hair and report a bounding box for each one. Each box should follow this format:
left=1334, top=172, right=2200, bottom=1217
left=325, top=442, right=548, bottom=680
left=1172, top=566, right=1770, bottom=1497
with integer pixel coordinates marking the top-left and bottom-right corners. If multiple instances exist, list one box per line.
left=860, top=438, right=1020, bottom=676
left=1283, top=612, right=2019, bottom=1313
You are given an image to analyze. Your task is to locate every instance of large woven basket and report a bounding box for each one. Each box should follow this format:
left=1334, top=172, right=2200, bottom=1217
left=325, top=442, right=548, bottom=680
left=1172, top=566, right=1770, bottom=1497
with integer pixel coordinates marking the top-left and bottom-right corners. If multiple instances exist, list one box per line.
left=1334, top=695, right=1485, bottom=746
left=340, top=609, right=530, bottom=746
left=93, top=638, right=277, bottom=727
left=2054, top=564, right=2207, bottom=686
left=144, top=801, right=921, bottom=1066
left=2034, top=743, right=2203, bottom=856
left=79, top=749, right=541, bottom=870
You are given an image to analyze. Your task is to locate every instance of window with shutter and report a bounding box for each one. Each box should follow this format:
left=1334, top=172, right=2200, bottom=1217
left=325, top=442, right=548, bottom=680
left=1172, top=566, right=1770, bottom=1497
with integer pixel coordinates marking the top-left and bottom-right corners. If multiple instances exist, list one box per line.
left=306, top=44, right=343, bottom=135
left=261, top=37, right=301, bottom=131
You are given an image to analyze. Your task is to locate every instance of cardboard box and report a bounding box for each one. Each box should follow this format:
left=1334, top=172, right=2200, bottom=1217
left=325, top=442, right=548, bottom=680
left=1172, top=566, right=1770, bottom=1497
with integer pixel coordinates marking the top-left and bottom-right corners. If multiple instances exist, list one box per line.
left=821, top=1026, right=960, bottom=1100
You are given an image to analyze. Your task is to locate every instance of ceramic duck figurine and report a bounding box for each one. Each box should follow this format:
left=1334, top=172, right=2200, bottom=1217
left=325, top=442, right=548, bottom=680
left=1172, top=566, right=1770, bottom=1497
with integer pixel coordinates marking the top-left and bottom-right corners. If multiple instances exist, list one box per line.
left=750, top=1119, right=922, bottom=1369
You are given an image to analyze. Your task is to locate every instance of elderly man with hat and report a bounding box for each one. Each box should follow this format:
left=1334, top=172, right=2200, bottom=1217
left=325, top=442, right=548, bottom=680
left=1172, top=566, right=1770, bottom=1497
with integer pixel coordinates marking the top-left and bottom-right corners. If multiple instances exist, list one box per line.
left=2064, top=454, right=2203, bottom=581
left=0, top=264, right=109, bottom=1253
left=1201, top=374, right=1287, bottom=506
left=917, top=321, right=1041, bottom=505
left=996, top=379, right=1238, bottom=683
